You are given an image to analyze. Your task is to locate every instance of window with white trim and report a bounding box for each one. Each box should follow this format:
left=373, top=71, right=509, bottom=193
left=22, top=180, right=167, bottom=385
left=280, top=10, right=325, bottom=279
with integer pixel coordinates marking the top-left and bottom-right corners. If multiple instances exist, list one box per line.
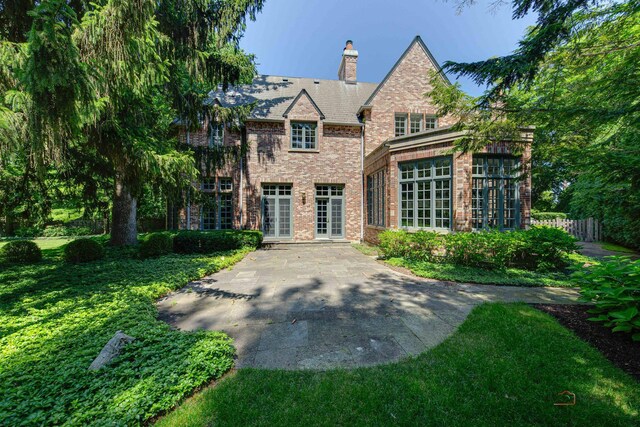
left=218, top=178, right=233, bottom=229
left=366, top=169, right=385, bottom=227
left=209, top=122, right=224, bottom=147
left=425, top=116, right=438, bottom=129
left=200, top=177, right=234, bottom=230
left=472, top=156, right=520, bottom=230
left=399, top=157, right=451, bottom=229
left=410, top=114, right=423, bottom=134
left=394, top=113, right=408, bottom=137
left=201, top=178, right=216, bottom=191
left=291, top=122, right=317, bottom=149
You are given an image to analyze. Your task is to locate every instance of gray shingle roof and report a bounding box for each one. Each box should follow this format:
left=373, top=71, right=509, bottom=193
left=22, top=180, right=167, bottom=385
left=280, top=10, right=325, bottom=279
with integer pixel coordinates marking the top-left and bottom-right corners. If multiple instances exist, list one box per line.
left=209, top=75, right=377, bottom=125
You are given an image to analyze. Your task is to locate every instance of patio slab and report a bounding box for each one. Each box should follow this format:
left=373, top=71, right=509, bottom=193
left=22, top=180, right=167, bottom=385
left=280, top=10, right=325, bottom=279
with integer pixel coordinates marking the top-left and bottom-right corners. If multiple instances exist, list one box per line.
left=157, top=243, right=580, bottom=370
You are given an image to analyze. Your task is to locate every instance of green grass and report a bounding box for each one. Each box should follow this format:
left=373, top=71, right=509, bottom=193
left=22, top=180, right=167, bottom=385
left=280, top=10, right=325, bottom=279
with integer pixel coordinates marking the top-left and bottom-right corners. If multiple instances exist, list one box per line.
left=351, top=242, right=380, bottom=257
left=355, top=242, right=595, bottom=287
left=0, top=242, right=250, bottom=425
left=600, top=242, right=637, bottom=254
left=386, top=257, right=580, bottom=287
left=157, top=303, right=639, bottom=426
left=0, top=237, right=74, bottom=251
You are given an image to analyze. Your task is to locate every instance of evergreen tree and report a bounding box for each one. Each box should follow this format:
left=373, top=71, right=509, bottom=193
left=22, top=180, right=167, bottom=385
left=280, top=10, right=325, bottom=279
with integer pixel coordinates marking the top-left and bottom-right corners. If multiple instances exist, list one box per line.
left=0, top=0, right=263, bottom=244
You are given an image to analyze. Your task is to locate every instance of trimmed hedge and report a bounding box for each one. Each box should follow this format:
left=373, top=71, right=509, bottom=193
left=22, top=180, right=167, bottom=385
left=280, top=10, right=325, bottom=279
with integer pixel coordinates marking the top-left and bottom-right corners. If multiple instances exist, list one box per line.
left=64, top=238, right=105, bottom=263
left=173, top=230, right=262, bottom=254
left=139, top=232, right=174, bottom=259
left=42, top=225, right=92, bottom=237
left=0, top=240, right=42, bottom=264
left=378, top=226, right=578, bottom=271
left=531, top=211, right=568, bottom=220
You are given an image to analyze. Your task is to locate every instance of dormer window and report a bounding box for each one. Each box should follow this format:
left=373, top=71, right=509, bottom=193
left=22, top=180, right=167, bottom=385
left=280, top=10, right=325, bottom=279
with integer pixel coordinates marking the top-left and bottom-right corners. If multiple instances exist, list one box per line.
left=209, top=122, right=224, bottom=147
left=291, top=122, right=317, bottom=150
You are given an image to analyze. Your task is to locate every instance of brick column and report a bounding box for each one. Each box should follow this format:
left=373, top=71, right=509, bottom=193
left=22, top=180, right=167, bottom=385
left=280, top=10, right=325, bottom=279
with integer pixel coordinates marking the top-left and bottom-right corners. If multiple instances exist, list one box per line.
left=453, top=152, right=472, bottom=231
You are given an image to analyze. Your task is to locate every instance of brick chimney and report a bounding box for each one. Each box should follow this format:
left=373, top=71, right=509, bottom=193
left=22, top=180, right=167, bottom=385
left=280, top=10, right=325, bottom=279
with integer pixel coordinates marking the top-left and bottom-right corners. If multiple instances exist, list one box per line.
left=338, top=40, right=358, bottom=83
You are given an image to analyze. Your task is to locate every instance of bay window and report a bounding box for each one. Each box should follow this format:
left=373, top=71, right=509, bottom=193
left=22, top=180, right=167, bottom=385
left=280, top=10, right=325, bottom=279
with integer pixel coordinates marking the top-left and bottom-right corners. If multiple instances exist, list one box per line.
left=472, top=156, right=520, bottom=230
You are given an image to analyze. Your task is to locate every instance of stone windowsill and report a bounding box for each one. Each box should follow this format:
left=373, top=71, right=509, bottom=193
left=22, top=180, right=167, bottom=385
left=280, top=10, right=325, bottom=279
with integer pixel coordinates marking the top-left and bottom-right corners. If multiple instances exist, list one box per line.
left=288, top=148, right=320, bottom=153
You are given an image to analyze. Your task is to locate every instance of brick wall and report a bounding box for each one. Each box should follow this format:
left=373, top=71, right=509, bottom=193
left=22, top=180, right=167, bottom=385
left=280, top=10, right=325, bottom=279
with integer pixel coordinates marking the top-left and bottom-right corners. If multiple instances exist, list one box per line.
left=363, top=42, right=457, bottom=156
left=243, top=120, right=363, bottom=241
left=362, top=138, right=533, bottom=244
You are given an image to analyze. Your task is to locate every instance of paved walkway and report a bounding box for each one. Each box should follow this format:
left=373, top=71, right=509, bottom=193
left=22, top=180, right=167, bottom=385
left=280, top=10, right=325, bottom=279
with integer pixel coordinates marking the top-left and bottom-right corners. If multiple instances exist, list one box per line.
left=579, top=242, right=639, bottom=260
left=157, top=244, right=580, bottom=370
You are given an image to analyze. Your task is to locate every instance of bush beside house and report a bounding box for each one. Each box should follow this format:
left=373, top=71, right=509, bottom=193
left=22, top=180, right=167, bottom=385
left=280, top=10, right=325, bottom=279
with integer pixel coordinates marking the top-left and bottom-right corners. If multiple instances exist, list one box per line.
left=173, top=230, right=263, bottom=254
left=378, top=226, right=578, bottom=271
left=139, top=232, right=174, bottom=259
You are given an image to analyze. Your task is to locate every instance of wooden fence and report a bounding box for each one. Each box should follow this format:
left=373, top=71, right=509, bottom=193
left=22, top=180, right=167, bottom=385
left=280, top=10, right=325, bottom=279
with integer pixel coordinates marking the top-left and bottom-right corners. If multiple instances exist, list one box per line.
left=531, top=218, right=602, bottom=242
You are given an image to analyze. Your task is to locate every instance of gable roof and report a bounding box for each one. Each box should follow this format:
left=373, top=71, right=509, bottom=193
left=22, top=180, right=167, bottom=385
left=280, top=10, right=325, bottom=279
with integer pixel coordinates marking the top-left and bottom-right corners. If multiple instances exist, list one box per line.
left=209, top=75, right=377, bottom=126
left=282, top=89, right=325, bottom=119
left=362, top=35, right=451, bottom=107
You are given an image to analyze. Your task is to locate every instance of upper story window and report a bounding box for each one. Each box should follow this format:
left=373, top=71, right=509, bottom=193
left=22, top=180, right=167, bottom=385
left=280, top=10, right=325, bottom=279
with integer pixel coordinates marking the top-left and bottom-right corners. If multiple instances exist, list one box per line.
left=425, top=116, right=438, bottom=130
left=395, top=114, right=408, bottom=137
left=291, top=122, right=317, bottom=150
left=201, top=178, right=216, bottom=191
left=396, top=113, right=438, bottom=137
left=209, top=122, right=224, bottom=147
left=410, top=114, right=423, bottom=134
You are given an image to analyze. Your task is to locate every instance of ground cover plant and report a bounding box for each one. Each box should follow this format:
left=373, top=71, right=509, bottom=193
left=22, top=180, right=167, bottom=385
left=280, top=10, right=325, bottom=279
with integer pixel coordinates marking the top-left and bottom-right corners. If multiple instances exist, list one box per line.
left=575, top=257, right=640, bottom=341
left=157, top=303, right=640, bottom=426
left=0, top=231, right=260, bottom=425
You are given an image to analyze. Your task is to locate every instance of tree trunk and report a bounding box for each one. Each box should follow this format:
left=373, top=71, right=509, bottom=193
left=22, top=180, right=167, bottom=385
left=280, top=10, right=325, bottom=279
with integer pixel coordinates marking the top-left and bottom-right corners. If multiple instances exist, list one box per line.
left=110, top=174, right=138, bottom=246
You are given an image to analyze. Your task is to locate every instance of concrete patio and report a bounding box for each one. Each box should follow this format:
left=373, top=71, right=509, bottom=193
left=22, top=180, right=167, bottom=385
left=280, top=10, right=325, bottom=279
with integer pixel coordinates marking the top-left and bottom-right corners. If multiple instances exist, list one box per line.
left=157, top=244, right=580, bottom=370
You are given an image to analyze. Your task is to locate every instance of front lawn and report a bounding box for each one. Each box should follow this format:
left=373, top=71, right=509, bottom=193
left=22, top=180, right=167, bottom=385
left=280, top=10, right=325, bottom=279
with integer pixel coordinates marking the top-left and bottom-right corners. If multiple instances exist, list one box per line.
left=157, top=303, right=639, bottom=426
left=0, top=241, right=250, bottom=425
left=0, top=237, right=74, bottom=251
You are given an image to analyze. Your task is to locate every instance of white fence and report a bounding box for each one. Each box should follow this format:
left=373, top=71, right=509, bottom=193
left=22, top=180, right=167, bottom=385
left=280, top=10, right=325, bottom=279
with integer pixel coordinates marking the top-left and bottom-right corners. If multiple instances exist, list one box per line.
left=531, top=218, right=602, bottom=242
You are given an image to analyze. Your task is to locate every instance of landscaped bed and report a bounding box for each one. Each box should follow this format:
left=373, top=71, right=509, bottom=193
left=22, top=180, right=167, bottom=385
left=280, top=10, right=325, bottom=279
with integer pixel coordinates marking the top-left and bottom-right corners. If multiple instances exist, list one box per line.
left=533, top=304, right=640, bottom=380
left=355, top=227, right=590, bottom=287
left=156, top=303, right=639, bottom=426
left=0, top=232, right=258, bottom=425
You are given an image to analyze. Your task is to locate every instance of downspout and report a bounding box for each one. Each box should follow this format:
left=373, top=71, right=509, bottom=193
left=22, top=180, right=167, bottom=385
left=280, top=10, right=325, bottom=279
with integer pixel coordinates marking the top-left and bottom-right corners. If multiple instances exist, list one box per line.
left=186, top=129, right=191, bottom=229
left=360, top=125, right=364, bottom=242
left=239, top=154, right=244, bottom=229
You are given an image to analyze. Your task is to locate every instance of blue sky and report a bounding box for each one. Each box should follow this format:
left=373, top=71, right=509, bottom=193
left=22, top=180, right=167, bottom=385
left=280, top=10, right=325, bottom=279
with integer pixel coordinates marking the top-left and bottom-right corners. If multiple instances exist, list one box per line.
left=239, top=0, right=537, bottom=96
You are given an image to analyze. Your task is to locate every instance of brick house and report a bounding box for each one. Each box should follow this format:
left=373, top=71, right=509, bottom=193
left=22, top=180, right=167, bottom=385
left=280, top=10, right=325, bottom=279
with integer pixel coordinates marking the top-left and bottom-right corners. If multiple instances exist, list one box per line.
left=176, top=36, right=532, bottom=243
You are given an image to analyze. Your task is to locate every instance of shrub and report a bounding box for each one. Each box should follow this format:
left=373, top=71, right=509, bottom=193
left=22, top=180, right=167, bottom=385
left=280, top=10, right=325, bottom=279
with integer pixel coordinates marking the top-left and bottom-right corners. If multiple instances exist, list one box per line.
left=173, top=230, right=262, bottom=254
left=575, top=257, right=640, bottom=341
left=0, top=240, right=42, bottom=264
left=377, top=226, right=577, bottom=271
left=531, top=211, right=568, bottom=221
left=64, top=238, right=105, bottom=263
left=42, top=225, right=92, bottom=237
left=517, top=226, right=579, bottom=271
left=13, top=226, right=42, bottom=238
left=139, top=232, right=174, bottom=259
